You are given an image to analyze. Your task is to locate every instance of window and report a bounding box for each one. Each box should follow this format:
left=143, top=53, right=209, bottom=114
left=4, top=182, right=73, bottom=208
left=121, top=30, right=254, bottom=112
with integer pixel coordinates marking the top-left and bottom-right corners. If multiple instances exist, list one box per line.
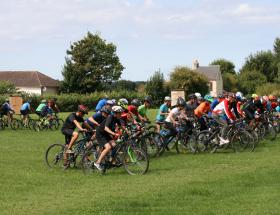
left=209, top=82, right=213, bottom=91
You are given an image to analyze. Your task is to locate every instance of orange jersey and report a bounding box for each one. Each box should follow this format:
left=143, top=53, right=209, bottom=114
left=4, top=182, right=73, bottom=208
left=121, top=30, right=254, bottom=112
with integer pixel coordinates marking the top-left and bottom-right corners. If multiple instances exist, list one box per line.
left=194, top=102, right=211, bottom=118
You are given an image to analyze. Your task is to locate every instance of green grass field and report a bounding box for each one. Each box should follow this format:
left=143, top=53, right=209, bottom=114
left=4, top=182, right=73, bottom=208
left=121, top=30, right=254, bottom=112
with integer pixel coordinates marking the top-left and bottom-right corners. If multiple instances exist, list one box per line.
left=0, top=111, right=280, bottom=215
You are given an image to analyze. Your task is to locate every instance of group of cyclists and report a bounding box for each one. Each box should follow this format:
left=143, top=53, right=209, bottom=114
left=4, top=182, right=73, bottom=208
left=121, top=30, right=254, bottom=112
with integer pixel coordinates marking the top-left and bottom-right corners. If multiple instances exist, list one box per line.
left=60, top=92, right=279, bottom=170
left=1, top=92, right=280, bottom=171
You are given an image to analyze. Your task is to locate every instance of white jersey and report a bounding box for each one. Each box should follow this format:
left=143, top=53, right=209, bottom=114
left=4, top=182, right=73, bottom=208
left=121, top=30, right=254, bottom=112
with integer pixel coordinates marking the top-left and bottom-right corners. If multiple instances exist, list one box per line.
left=165, top=107, right=181, bottom=123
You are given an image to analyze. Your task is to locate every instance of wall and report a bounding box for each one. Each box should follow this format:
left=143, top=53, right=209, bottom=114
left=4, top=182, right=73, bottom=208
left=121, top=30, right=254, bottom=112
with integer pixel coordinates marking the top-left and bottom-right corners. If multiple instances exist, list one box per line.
left=18, top=87, right=41, bottom=95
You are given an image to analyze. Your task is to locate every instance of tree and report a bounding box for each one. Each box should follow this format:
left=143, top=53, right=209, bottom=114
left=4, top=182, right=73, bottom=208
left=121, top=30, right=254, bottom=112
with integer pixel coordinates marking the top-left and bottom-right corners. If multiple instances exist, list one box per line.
left=240, top=51, right=277, bottom=83
left=61, top=32, right=124, bottom=93
left=238, top=70, right=267, bottom=95
left=222, top=73, right=238, bottom=92
left=273, top=37, right=280, bottom=60
left=210, top=58, right=236, bottom=74
left=114, top=80, right=136, bottom=91
left=146, top=70, right=167, bottom=103
left=0, top=81, right=17, bottom=94
left=169, top=67, right=209, bottom=96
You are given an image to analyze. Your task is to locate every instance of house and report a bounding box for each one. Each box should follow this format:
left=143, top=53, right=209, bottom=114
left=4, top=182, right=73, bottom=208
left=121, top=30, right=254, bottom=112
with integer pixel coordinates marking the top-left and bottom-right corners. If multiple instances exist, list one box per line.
left=191, top=60, right=223, bottom=97
left=0, top=71, right=60, bottom=95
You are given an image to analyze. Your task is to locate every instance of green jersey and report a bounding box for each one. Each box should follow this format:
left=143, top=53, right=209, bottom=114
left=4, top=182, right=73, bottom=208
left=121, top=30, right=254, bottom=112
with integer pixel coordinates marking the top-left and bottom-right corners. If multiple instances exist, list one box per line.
left=36, top=103, right=46, bottom=112
left=138, top=105, right=148, bottom=117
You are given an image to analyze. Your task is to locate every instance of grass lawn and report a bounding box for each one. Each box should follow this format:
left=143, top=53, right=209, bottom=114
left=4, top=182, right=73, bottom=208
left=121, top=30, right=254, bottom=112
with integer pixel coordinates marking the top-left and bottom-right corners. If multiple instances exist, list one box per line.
left=0, top=110, right=280, bottom=214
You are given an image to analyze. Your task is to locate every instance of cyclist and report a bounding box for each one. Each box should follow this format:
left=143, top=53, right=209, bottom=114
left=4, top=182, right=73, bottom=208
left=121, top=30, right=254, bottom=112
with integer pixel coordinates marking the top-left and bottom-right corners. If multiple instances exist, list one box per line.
left=185, top=94, right=198, bottom=116
left=155, top=96, right=171, bottom=133
left=40, top=100, right=54, bottom=120
left=194, top=95, right=213, bottom=130
left=85, top=106, right=111, bottom=129
left=35, top=99, right=47, bottom=116
left=163, top=97, right=186, bottom=143
left=61, top=105, right=88, bottom=156
left=95, top=96, right=108, bottom=112
left=138, top=96, right=152, bottom=122
left=0, top=98, right=14, bottom=123
left=127, top=99, right=144, bottom=122
left=20, top=100, right=32, bottom=126
left=211, top=94, right=224, bottom=111
left=212, top=94, right=236, bottom=145
left=94, top=106, right=125, bottom=171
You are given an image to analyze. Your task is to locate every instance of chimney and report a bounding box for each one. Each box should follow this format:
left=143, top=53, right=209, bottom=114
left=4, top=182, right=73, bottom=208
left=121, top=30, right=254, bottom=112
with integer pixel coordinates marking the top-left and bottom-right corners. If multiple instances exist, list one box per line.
left=192, top=59, right=199, bottom=70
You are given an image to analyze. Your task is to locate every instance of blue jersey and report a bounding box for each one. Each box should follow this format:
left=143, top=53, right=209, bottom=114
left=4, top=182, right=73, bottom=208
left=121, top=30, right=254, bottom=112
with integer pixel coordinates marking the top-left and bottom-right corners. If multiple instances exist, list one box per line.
left=20, top=102, right=30, bottom=111
left=95, top=99, right=108, bottom=112
left=156, top=104, right=169, bottom=122
left=210, top=99, right=219, bottom=111
left=86, top=112, right=106, bottom=127
left=276, top=106, right=280, bottom=112
left=1, top=102, right=12, bottom=112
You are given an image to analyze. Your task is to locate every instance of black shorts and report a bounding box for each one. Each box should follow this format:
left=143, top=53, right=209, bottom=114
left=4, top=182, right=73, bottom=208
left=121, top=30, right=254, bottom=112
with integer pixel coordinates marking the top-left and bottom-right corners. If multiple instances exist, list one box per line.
left=96, top=130, right=112, bottom=147
left=20, top=110, right=29, bottom=116
left=61, top=128, right=74, bottom=144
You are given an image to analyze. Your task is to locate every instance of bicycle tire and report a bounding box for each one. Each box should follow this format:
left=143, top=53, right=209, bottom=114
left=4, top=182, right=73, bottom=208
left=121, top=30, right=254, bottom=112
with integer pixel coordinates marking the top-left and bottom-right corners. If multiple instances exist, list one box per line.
left=45, top=144, right=65, bottom=169
left=265, top=122, right=276, bottom=141
left=81, top=148, right=98, bottom=175
left=122, top=147, right=149, bottom=175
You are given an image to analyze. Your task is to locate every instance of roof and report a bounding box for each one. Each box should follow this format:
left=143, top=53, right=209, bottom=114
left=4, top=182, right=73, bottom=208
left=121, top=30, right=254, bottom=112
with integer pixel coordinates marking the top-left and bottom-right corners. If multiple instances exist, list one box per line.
left=194, top=65, right=220, bottom=81
left=0, top=71, right=59, bottom=87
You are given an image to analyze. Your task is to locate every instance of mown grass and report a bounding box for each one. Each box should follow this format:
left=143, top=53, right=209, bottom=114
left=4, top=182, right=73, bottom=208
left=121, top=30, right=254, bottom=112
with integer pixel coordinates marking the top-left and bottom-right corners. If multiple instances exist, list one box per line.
left=0, top=110, right=280, bottom=215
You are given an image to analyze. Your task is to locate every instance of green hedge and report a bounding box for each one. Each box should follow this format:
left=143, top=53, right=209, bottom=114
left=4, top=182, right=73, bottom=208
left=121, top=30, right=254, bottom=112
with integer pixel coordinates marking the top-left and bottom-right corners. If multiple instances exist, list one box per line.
left=0, top=91, right=146, bottom=112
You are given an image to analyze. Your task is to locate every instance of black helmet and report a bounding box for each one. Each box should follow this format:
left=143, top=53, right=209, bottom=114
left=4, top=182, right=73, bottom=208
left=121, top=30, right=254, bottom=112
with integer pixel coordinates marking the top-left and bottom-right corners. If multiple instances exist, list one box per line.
left=218, top=94, right=225, bottom=99
left=188, top=94, right=197, bottom=100
left=78, top=105, right=89, bottom=114
left=131, top=99, right=141, bottom=107
left=144, top=96, right=152, bottom=104
left=100, top=106, right=111, bottom=114
left=177, top=97, right=186, bottom=106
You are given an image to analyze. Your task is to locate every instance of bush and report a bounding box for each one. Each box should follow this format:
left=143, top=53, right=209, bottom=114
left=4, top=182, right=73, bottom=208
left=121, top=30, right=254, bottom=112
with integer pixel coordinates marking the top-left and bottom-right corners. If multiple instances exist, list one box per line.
left=256, top=83, right=280, bottom=96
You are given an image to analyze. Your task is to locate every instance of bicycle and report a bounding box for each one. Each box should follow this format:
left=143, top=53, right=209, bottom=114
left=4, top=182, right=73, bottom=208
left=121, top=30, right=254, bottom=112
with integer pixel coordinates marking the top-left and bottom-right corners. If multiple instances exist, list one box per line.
left=81, top=131, right=149, bottom=175
left=45, top=131, right=93, bottom=169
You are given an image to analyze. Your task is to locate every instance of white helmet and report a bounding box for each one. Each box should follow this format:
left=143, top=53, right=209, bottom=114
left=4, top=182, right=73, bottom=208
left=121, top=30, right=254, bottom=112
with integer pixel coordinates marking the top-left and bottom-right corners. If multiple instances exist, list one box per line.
left=112, top=105, right=123, bottom=113
left=195, top=92, right=202, bottom=99
left=236, top=92, right=243, bottom=99
left=164, top=96, right=171, bottom=101
left=106, top=100, right=114, bottom=105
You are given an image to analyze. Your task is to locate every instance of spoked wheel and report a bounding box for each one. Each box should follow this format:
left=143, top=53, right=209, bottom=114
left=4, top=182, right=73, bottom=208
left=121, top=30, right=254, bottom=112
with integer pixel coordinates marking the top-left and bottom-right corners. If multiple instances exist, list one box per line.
left=141, top=132, right=161, bottom=158
left=265, top=122, right=277, bottom=141
left=175, top=134, right=196, bottom=154
left=33, top=120, right=42, bottom=132
left=57, top=119, right=64, bottom=128
left=123, top=147, right=149, bottom=175
left=231, top=130, right=255, bottom=152
left=195, top=130, right=215, bottom=153
left=81, top=148, right=99, bottom=174
left=50, top=119, right=59, bottom=130
left=256, top=124, right=266, bottom=140
left=45, top=144, right=65, bottom=169
left=147, top=125, right=157, bottom=133
left=10, top=119, right=20, bottom=130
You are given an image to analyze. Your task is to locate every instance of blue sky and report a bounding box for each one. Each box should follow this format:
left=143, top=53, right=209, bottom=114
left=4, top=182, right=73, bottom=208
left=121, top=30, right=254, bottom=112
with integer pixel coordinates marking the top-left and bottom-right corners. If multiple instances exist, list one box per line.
left=0, top=0, right=280, bottom=81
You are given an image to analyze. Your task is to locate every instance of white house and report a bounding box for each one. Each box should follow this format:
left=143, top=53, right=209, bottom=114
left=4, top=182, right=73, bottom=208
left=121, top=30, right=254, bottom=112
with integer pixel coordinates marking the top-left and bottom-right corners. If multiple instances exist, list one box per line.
left=0, top=71, right=60, bottom=95
left=192, top=60, right=223, bottom=97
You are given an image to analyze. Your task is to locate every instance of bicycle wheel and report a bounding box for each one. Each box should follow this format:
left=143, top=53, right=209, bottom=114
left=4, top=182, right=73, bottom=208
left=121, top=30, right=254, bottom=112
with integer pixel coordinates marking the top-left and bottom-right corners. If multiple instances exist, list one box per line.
left=123, top=146, right=149, bottom=175
left=50, top=119, right=59, bottom=130
left=231, top=130, right=254, bottom=152
left=10, top=119, right=20, bottom=130
left=45, top=144, right=65, bottom=169
left=147, top=125, right=157, bottom=133
left=195, top=130, right=215, bottom=152
left=175, top=133, right=197, bottom=154
left=33, top=120, right=42, bottom=132
left=58, top=119, right=64, bottom=128
left=81, top=148, right=99, bottom=174
left=265, top=122, right=276, bottom=141
left=141, top=132, right=161, bottom=158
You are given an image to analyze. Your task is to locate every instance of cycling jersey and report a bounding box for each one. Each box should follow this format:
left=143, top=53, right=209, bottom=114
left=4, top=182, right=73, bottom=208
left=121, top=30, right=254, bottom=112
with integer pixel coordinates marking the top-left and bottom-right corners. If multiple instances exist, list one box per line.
left=127, top=105, right=138, bottom=115
left=86, top=112, right=106, bottom=128
left=95, top=98, right=108, bottom=112
left=20, top=102, right=30, bottom=111
left=138, top=105, right=148, bottom=117
left=62, top=113, right=84, bottom=130
left=36, top=103, right=46, bottom=112
left=156, top=103, right=169, bottom=122
left=41, top=106, right=53, bottom=117
left=213, top=99, right=235, bottom=120
left=194, top=102, right=211, bottom=118
left=184, top=101, right=198, bottom=116
left=1, top=102, right=13, bottom=113
left=165, top=107, right=181, bottom=123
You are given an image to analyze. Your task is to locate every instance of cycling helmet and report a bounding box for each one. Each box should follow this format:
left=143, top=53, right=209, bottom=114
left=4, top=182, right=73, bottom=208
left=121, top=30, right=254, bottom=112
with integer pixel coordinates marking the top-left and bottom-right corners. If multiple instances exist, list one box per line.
left=112, top=105, right=123, bottom=113
left=195, top=92, right=202, bottom=99
left=252, top=94, right=258, bottom=99
left=106, top=100, right=115, bottom=105
left=41, top=99, right=47, bottom=103
left=177, top=97, right=186, bottom=106
left=118, top=98, right=129, bottom=109
left=204, top=95, right=214, bottom=103
left=262, top=96, right=269, bottom=101
left=5, top=98, right=9, bottom=102
left=111, top=99, right=117, bottom=105
left=78, top=105, right=89, bottom=114
left=269, top=95, right=276, bottom=100
left=144, top=96, right=153, bottom=104
left=164, top=96, right=171, bottom=101
left=188, top=94, right=197, bottom=100
left=100, top=106, right=111, bottom=114
left=131, top=99, right=141, bottom=107
left=218, top=94, right=225, bottom=99
left=236, top=92, right=243, bottom=100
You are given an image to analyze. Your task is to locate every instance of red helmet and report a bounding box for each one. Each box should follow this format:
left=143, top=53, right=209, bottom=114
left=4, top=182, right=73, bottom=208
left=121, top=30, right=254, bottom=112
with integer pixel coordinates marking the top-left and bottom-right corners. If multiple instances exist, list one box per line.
left=78, top=105, right=88, bottom=114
